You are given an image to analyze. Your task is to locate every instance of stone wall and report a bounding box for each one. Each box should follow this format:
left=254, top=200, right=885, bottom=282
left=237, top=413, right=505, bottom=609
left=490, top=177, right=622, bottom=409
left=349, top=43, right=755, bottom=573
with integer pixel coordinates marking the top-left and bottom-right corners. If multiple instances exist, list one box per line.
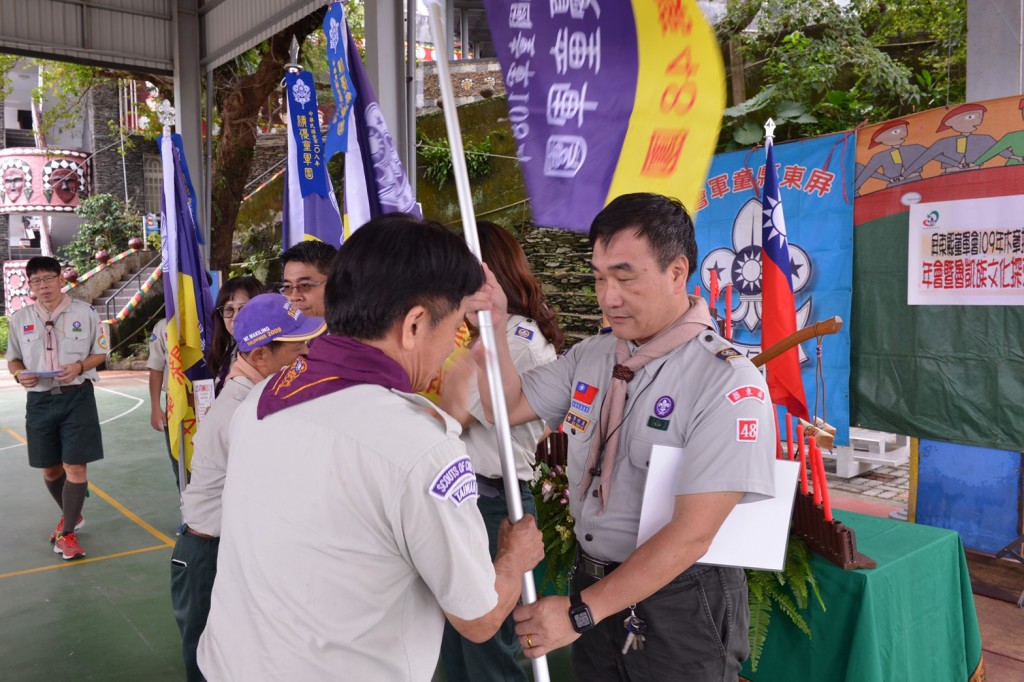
left=419, top=59, right=506, bottom=111
left=519, top=225, right=598, bottom=348
left=89, top=83, right=156, bottom=208
left=246, top=131, right=287, bottom=195
left=0, top=96, right=6, bottom=313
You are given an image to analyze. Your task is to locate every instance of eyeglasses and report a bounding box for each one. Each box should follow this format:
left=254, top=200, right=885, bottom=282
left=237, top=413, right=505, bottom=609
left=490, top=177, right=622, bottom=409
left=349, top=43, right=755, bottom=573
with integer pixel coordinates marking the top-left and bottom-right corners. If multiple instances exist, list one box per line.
left=217, top=304, right=246, bottom=319
left=28, top=274, right=60, bottom=287
left=278, top=281, right=325, bottom=296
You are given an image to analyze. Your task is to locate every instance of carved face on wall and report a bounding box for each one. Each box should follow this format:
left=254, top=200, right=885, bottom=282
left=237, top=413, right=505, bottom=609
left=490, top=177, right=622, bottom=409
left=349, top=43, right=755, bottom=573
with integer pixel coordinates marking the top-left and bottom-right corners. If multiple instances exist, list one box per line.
left=51, top=167, right=81, bottom=204
left=2, top=168, right=26, bottom=203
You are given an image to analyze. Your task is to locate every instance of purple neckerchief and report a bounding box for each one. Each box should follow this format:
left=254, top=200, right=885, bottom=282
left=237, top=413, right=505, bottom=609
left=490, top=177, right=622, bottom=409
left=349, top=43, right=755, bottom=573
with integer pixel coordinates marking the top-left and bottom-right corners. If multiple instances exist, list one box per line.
left=256, top=335, right=411, bottom=419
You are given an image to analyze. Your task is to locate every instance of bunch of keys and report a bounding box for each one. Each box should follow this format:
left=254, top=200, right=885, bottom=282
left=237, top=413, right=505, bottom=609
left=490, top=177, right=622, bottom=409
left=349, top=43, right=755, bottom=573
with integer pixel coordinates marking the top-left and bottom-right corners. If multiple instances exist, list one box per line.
left=621, top=605, right=647, bottom=655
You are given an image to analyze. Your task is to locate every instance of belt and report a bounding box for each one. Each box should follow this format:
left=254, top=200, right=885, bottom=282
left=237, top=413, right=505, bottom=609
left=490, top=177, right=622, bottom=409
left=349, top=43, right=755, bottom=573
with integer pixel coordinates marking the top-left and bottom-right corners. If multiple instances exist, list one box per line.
left=476, top=474, right=530, bottom=499
left=50, top=382, right=88, bottom=395
left=578, top=549, right=621, bottom=580
left=182, top=525, right=217, bottom=540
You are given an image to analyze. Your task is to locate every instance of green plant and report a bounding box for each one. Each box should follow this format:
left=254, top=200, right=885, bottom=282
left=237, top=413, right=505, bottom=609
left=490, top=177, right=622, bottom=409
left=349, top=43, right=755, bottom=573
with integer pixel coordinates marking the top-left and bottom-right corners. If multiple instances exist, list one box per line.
left=418, top=133, right=493, bottom=190
left=0, top=316, right=8, bottom=355
left=745, top=537, right=826, bottom=671
left=60, top=194, right=142, bottom=273
left=529, top=461, right=576, bottom=595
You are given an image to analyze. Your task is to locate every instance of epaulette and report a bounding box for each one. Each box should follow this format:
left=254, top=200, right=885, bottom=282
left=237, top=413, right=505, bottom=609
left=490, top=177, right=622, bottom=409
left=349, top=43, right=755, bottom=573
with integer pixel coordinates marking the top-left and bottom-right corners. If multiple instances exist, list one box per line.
left=698, top=332, right=749, bottom=366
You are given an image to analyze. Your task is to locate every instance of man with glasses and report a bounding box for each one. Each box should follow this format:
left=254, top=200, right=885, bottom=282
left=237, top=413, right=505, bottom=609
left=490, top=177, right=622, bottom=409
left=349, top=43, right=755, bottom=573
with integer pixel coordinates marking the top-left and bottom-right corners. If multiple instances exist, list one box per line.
left=7, top=256, right=110, bottom=560
left=279, top=240, right=336, bottom=317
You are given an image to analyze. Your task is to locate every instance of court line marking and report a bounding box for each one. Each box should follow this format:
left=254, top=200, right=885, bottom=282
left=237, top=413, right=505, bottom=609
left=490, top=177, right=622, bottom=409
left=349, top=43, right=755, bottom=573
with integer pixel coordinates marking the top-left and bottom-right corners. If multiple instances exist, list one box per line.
left=0, top=427, right=176, bottom=547
left=95, top=385, right=145, bottom=425
left=1, top=426, right=25, bottom=450
left=0, top=544, right=170, bottom=580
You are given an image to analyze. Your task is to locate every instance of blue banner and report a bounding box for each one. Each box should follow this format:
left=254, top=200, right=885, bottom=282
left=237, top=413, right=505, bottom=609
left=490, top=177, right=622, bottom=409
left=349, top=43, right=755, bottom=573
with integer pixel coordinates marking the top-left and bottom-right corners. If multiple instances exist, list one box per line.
left=285, top=71, right=330, bottom=199
left=694, top=133, right=855, bottom=445
left=323, top=1, right=356, bottom=161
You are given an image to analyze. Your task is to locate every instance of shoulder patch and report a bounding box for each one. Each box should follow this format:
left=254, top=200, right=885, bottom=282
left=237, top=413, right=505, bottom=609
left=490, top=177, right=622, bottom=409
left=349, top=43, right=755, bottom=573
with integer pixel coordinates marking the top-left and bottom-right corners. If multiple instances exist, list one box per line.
left=429, top=455, right=478, bottom=507
left=726, top=385, right=765, bottom=404
left=714, top=347, right=744, bottom=362
left=698, top=332, right=747, bottom=364
left=513, top=325, right=535, bottom=341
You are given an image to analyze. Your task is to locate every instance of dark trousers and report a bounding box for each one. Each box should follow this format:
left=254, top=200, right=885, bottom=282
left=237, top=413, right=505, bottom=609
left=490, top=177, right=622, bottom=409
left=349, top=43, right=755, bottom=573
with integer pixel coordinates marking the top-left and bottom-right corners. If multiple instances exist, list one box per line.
left=440, top=478, right=537, bottom=682
left=571, top=557, right=750, bottom=682
left=170, top=531, right=219, bottom=682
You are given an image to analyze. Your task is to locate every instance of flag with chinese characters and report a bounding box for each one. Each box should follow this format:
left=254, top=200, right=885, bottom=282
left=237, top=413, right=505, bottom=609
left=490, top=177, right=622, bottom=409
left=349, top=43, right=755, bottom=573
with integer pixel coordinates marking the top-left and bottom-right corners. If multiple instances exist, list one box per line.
left=342, top=25, right=421, bottom=237
left=282, top=70, right=345, bottom=250
left=760, top=135, right=809, bottom=422
left=323, top=1, right=355, bottom=161
left=693, top=133, right=854, bottom=445
left=160, top=133, right=215, bottom=472
left=482, top=0, right=725, bottom=230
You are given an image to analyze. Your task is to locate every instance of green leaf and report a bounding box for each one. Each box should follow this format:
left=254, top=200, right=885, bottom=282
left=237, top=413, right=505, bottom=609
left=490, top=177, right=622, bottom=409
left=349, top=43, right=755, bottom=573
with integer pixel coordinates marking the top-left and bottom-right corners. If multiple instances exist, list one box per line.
left=733, top=120, right=765, bottom=146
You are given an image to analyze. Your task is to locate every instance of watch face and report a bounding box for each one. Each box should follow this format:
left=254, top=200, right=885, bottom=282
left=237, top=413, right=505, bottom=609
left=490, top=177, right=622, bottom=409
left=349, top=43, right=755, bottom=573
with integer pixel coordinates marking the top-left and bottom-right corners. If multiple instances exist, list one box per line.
left=572, top=608, right=593, bottom=630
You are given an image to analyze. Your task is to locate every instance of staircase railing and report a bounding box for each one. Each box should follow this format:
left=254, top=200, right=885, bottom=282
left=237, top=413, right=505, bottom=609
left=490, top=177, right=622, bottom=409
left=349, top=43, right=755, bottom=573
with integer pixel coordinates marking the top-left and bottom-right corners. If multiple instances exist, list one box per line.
left=102, top=253, right=162, bottom=321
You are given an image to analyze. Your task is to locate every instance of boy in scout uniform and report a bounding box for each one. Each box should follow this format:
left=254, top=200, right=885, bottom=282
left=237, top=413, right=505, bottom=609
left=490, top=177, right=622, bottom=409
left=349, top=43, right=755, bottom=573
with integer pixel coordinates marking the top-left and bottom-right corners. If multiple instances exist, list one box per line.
left=7, top=256, right=109, bottom=561
left=478, top=193, right=776, bottom=681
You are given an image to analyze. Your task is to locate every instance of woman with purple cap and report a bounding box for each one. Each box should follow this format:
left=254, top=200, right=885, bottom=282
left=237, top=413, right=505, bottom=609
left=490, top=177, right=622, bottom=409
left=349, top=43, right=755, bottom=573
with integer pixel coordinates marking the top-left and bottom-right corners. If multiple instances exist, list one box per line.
left=169, top=293, right=325, bottom=682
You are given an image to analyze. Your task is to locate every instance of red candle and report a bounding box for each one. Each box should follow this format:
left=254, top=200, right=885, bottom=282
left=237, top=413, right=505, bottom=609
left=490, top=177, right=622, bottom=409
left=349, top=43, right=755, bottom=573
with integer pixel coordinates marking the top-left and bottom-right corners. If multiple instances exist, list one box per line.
left=786, top=416, right=794, bottom=461
left=724, top=284, right=733, bottom=340
left=775, top=414, right=783, bottom=460
left=810, top=433, right=822, bottom=506
left=709, top=269, right=719, bottom=309
left=796, top=425, right=808, bottom=494
left=814, top=440, right=834, bottom=521
left=694, top=286, right=700, bottom=298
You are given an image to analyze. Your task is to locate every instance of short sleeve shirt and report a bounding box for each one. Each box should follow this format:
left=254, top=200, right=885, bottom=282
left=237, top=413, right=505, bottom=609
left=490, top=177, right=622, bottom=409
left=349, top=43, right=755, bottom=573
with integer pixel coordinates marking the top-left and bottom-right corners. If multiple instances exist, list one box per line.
left=198, top=383, right=498, bottom=681
left=521, top=329, right=776, bottom=563
left=146, top=318, right=169, bottom=394
left=462, top=315, right=558, bottom=480
left=180, top=375, right=254, bottom=536
left=7, top=299, right=108, bottom=392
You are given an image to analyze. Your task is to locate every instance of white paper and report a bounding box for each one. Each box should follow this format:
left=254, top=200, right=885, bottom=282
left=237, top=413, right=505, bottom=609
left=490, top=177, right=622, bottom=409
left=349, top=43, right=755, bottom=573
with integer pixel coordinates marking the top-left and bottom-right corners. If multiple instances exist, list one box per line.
left=193, top=379, right=215, bottom=425
left=637, top=446, right=800, bottom=571
left=21, top=370, right=62, bottom=378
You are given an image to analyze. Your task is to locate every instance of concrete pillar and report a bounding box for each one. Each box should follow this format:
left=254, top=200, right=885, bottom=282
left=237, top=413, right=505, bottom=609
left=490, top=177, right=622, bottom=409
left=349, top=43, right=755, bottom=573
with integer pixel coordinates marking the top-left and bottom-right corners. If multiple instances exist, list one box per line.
left=967, top=0, right=1024, bottom=100
left=172, top=0, right=207, bottom=248
left=366, top=2, right=412, bottom=170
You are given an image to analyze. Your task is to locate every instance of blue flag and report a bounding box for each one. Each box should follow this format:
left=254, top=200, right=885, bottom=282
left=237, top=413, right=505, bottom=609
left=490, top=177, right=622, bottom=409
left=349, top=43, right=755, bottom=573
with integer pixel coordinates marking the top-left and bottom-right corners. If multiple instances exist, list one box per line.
left=283, top=71, right=345, bottom=249
left=323, top=1, right=356, bottom=161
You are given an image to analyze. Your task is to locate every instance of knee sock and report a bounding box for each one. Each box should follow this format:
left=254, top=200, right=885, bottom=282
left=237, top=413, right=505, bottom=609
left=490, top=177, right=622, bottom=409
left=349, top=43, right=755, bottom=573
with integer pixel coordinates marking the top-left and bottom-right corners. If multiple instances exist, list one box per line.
left=61, top=482, right=89, bottom=535
left=44, top=473, right=67, bottom=510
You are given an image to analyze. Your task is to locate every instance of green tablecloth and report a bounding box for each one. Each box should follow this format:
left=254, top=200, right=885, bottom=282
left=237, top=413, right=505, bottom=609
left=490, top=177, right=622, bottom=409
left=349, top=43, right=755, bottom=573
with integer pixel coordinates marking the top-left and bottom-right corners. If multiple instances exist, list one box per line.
left=742, top=510, right=985, bottom=682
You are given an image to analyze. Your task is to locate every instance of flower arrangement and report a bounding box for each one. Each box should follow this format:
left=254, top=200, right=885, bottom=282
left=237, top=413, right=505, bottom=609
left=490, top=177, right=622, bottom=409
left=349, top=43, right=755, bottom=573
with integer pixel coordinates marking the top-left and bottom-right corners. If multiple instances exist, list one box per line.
left=529, top=461, right=576, bottom=595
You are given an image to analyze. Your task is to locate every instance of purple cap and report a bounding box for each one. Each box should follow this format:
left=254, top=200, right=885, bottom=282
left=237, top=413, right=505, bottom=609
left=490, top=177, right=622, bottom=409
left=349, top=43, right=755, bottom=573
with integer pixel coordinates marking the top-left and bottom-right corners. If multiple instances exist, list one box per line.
left=232, top=293, right=326, bottom=351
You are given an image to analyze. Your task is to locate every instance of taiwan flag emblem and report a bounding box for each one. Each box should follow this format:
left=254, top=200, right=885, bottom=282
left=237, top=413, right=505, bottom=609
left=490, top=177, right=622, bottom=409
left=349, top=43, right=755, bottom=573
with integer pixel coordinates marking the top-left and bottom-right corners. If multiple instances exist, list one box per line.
left=22, top=324, right=35, bottom=334
left=573, top=381, right=599, bottom=405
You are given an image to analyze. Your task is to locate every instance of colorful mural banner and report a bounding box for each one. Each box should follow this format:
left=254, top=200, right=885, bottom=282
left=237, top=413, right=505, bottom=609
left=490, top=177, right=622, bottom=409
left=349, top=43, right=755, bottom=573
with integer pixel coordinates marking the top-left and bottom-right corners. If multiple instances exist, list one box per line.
left=483, top=0, right=725, bottom=231
left=695, top=133, right=855, bottom=445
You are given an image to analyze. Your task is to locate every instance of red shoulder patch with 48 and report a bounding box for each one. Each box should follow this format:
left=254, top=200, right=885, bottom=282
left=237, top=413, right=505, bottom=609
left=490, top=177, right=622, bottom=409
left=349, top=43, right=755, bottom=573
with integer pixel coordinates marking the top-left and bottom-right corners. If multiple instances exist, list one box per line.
left=737, top=418, right=759, bottom=442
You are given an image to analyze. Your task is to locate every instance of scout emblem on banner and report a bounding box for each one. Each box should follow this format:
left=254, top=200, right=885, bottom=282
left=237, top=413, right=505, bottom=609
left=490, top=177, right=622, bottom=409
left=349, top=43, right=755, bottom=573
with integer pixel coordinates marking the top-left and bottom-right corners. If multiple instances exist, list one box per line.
left=694, top=133, right=854, bottom=445
left=342, top=26, right=422, bottom=237
left=323, top=1, right=355, bottom=161
left=161, top=133, right=215, bottom=473
left=282, top=70, right=345, bottom=249
left=483, top=0, right=726, bottom=230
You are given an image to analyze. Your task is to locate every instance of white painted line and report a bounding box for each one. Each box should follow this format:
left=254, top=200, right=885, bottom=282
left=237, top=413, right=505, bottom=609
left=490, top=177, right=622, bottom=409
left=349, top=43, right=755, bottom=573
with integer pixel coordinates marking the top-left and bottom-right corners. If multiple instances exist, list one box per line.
left=0, top=443, right=24, bottom=451
left=96, top=385, right=145, bottom=425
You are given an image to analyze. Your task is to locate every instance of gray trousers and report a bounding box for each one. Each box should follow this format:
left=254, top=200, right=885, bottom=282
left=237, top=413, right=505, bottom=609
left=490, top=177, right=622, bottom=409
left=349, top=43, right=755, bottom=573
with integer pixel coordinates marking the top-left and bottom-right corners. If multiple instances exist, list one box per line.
left=571, top=559, right=749, bottom=682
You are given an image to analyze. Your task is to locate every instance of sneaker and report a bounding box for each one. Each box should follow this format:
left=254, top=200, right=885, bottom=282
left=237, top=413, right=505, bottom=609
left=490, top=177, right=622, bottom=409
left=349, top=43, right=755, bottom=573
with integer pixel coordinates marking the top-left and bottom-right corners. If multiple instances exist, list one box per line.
left=54, top=532, right=86, bottom=561
left=50, top=515, right=85, bottom=543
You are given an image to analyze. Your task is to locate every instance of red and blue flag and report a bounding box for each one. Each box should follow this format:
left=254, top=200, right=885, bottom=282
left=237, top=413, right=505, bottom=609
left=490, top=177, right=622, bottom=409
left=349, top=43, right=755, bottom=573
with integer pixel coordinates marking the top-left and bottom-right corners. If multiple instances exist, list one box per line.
left=760, top=135, right=809, bottom=422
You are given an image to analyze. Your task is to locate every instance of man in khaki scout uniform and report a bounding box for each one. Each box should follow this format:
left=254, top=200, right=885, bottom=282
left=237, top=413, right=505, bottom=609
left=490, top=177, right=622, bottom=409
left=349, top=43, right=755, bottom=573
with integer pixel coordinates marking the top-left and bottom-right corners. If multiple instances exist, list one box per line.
left=7, top=256, right=109, bottom=561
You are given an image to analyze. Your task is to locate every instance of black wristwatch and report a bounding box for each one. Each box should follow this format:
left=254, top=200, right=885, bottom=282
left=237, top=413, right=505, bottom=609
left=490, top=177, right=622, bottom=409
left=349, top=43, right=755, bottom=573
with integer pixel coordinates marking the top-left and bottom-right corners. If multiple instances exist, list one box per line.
left=569, top=593, right=596, bottom=633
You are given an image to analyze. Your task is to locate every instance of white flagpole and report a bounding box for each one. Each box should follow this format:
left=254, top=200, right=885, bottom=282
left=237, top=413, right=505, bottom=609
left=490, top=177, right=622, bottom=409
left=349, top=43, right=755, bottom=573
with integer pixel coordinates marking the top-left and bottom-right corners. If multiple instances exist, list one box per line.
left=426, top=4, right=550, bottom=681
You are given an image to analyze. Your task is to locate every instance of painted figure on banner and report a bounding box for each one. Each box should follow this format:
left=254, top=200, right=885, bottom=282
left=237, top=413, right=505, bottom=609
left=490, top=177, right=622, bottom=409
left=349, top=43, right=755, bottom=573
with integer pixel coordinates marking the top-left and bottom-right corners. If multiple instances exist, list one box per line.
left=854, top=120, right=926, bottom=194
left=974, top=97, right=1024, bottom=167
left=904, top=103, right=1009, bottom=177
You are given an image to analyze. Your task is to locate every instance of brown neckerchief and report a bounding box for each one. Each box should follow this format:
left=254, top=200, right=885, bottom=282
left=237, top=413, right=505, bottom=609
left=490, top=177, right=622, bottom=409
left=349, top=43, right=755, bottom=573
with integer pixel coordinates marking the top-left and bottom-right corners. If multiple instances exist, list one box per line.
left=580, top=296, right=714, bottom=512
